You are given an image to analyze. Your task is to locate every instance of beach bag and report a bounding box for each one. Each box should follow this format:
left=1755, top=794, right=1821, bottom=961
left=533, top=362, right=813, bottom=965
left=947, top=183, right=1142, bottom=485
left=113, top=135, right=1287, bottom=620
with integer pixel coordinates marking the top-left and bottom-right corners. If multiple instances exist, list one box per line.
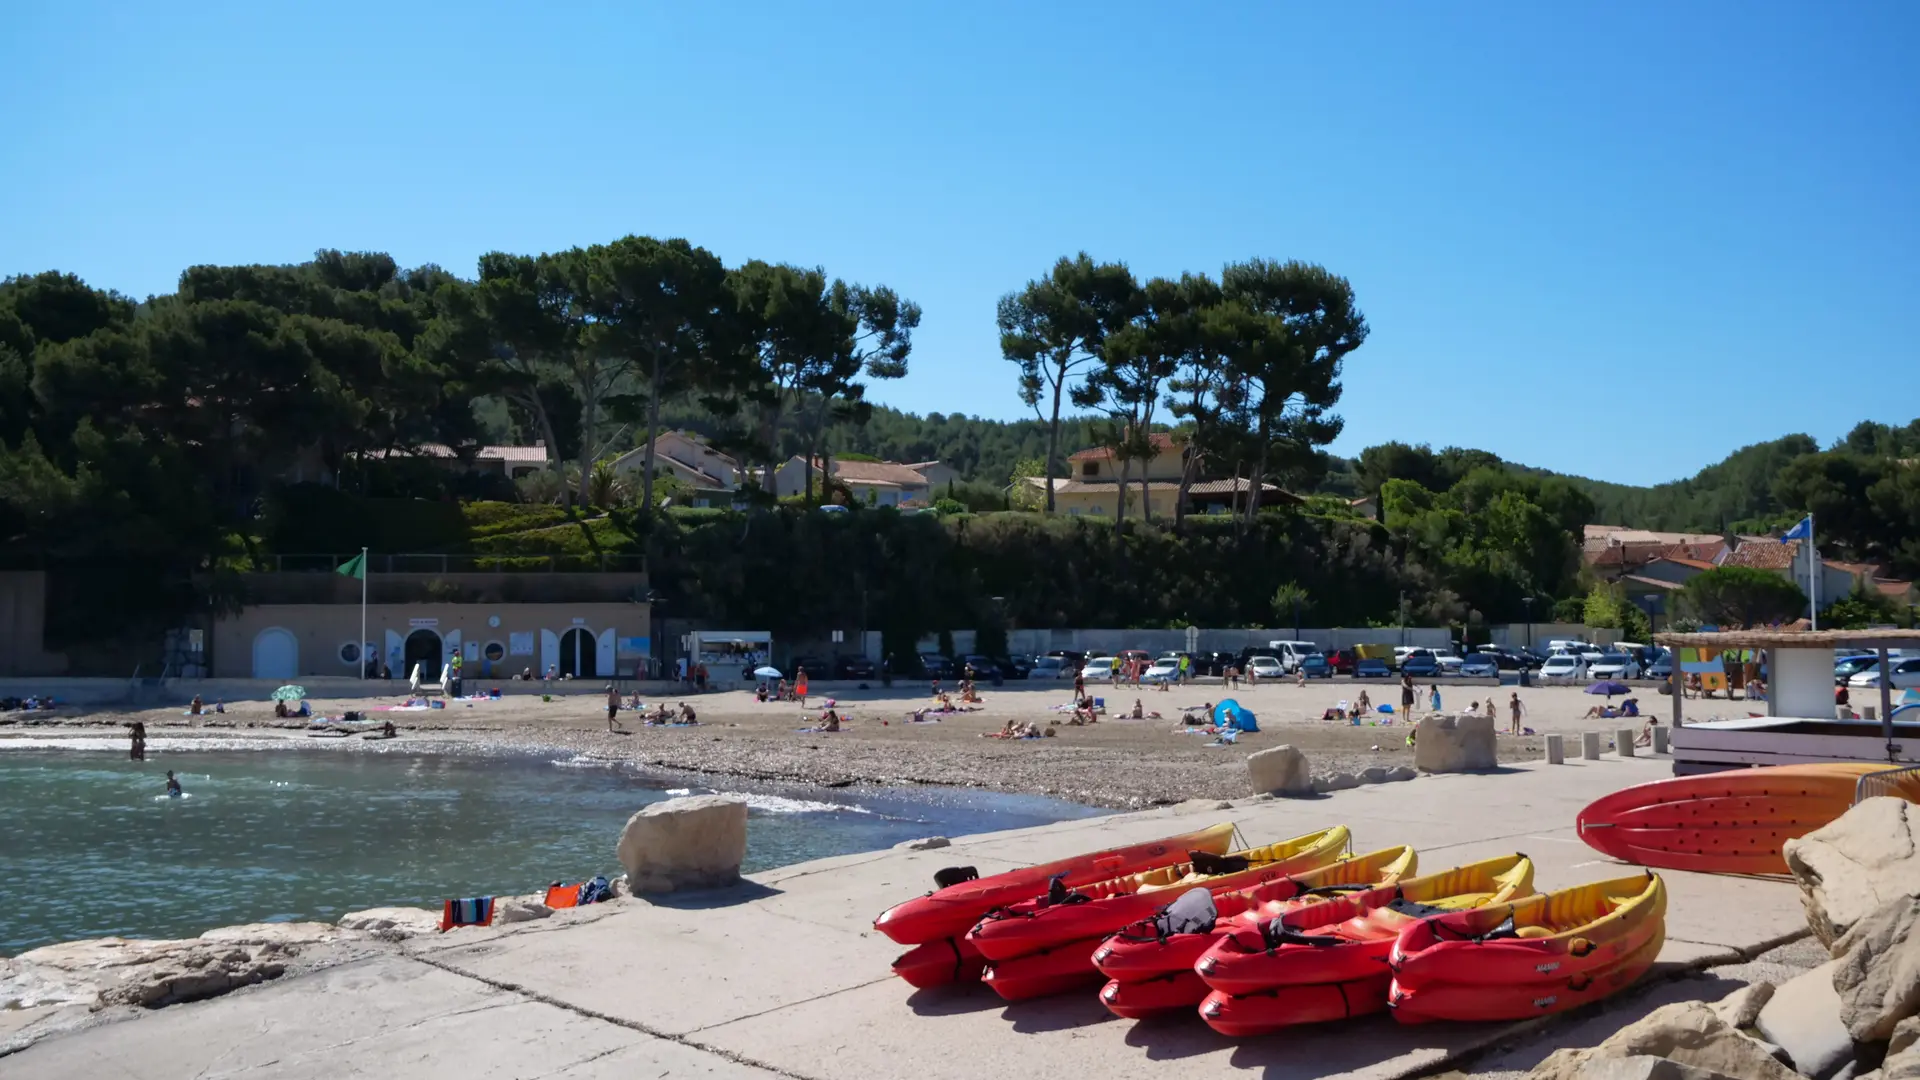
left=577, top=876, right=613, bottom=905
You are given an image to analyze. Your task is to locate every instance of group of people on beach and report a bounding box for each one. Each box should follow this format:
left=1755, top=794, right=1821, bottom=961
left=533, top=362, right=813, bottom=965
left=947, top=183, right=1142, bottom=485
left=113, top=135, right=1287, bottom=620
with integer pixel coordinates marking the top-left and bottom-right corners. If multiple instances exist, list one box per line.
left=605, top=684, right=696, bottom=730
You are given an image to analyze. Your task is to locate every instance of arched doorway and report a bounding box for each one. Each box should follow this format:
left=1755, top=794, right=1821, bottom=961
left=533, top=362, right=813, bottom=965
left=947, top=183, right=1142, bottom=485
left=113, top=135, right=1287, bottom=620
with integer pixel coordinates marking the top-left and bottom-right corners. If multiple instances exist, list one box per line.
left=251, top=628, right=298, bottom=679
left=404, top=629, right=443, bottom=681
left=559, top=627, right=597, bottom=679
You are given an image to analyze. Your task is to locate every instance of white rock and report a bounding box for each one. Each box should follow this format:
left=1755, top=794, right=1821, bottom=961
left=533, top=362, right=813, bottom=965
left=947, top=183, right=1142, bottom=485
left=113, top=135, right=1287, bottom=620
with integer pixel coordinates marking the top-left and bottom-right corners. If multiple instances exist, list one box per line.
left=1784, top=798, right=1920, bottom=947
left=1413, top=713, right=1498, bottom=773
left=1756, top=959, right=1855, bottom=1079
left=1313, top=772, right=1359, bottom=793
left=495, top=896, right=553, bottom=924
left=1580, top=1057, right=1743, bottom=1080
left=1832, top=893, right=1920, bottom=1043
left=616, top=794, right=748, bottom=894
left=1527, top=1001, right=1802, bottom=1080
left=897, top=836, right=951, bottom=850
left=1358, top=766, right=1390, bottom=784
left=198, top=922, right=347, bottom=947
left=1711, top=980, right=1776, bottom=1030
left=336, top=907, right=441, bottom=936
left=1386, top=765, right=1418, bottom=782
left=1247, top=745, right=1312, bottom=796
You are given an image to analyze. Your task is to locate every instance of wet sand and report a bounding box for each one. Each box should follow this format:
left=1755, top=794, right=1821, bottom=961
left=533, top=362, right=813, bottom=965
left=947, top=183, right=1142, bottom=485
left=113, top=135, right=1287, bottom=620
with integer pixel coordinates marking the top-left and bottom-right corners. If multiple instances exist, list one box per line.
left=1, top=678, right=1710, bottom=809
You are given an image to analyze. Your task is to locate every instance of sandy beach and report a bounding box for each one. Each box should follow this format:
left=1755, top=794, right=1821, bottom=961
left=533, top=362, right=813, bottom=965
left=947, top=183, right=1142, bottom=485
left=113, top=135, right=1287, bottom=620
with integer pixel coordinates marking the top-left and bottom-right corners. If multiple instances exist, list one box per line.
left=0, top=677, right=1722, bottom=808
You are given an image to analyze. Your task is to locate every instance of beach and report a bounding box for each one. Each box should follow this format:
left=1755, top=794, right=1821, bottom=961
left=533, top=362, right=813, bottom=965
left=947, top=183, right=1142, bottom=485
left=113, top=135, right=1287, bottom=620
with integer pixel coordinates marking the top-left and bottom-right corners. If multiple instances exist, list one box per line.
left=2, top=677, right=1706, bottom=809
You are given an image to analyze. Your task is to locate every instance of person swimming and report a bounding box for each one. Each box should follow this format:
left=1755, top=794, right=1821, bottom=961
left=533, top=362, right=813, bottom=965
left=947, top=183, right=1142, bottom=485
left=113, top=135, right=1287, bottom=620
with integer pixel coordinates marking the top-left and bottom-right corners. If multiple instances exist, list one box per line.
left=165, top=770, right=183, bottom=797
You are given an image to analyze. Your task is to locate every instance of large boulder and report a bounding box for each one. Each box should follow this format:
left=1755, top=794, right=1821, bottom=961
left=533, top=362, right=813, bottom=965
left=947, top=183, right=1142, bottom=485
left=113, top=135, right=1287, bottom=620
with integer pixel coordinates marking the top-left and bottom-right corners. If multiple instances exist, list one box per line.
left=1785, top=798, right=1920, bottom=947
left=1247, top=745, right=1312, bottom=796
left=616, top=795, right=748, bottom=894
left=1528, top=1001, right=1802, bottom=1080
left=1581, top=1058, right=1742, bottom=1080
left=1413, top=713, right=1497, bottom=773
left=337, top=907, right=441, bottom=936
left=1711, top=981, right=1777, bottom=1031
left=1832, top=893, right=1920, bottom=1044
left=1885, top=1016, right=1920, bottom=1080
left=1756, top=959, right=1856, bottom=1079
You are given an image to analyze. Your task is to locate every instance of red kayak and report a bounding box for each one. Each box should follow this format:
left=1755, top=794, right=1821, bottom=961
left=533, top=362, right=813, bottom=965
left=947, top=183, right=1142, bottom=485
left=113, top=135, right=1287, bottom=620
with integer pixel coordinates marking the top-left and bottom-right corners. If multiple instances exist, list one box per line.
left=1099, top=971, right=1211, bottom=1019
left=1391, top=926, right=1663, bottom=1024
left=1091, top=846, right=1415, bottom=985
left=981, top=939, right=1108, bottom=1001
left=874, top=822, right=1235, bottom=946
left=968, top=826, right=1350, bottom=963
left=891, top=935, right=987, bottom=990
left=1195, top=855, right=1533, bottom=1006
left=1199, top=974, right=1394, bottom=1037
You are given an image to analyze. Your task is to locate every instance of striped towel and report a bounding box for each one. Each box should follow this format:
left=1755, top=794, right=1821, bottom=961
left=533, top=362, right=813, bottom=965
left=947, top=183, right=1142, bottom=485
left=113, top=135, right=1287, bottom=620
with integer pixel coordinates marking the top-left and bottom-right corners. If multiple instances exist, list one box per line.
left=440, top=897, right=495, bottom=931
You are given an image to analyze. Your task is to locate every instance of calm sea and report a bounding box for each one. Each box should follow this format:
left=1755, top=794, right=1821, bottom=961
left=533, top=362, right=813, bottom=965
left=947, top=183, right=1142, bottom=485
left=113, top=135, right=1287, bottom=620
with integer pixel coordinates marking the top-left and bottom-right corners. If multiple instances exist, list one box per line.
left=0, top=742, right=1103, bottom=954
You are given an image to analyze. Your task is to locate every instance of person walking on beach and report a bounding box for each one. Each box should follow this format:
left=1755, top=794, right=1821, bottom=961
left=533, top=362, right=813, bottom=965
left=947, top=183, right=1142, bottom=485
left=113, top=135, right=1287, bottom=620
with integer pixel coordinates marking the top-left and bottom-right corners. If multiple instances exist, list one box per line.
left=1400, top=672, right=1416, bottom=715
left=1508, top=692, right=1525, bottom=735
left=606, top=684, right=622, bottom=731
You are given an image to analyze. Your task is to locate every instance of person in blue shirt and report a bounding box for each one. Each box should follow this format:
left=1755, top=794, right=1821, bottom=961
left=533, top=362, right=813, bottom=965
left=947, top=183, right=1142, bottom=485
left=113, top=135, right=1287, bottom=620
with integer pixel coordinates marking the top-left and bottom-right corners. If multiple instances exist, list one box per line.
left=165, top=770, right=183, bottom=797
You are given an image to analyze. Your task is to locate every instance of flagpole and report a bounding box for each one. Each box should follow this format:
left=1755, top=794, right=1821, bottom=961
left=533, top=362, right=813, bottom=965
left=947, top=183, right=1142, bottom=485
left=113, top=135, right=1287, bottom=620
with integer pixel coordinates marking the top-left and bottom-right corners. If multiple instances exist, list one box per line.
left=360, top=547, right=369, bottom=680
left=1808, top=516, right=1817, bottom=632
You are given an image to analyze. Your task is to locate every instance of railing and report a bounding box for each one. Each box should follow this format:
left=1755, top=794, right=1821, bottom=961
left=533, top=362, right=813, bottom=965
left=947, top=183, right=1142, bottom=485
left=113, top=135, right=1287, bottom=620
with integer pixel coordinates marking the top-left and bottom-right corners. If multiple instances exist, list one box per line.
left=1854, top=766, right=1920, bottom=804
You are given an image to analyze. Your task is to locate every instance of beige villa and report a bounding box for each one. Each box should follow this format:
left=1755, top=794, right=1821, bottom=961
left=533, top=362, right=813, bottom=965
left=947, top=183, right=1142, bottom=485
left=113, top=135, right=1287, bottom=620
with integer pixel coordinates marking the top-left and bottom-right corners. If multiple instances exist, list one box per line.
left=609, top=431, right=746, bottom=507
left=1024, top=434, right=1285, bottom=517
left=772, top=457, right=939, bottom=506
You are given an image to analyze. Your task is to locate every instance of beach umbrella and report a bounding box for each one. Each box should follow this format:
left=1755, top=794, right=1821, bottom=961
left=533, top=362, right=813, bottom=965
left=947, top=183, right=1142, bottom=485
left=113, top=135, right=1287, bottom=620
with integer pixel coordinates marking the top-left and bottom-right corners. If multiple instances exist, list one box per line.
left=752, top=666, right=782, bottom=680
left=1586, top=680, right=1630, bottom=698
left=271, top=684, right=306, bottom=701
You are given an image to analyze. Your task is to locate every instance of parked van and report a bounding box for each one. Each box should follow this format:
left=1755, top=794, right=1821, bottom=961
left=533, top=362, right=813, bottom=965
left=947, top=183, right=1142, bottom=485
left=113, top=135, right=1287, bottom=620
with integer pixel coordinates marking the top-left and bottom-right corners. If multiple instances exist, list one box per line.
left=1268, top=641, right=1321, bottom=674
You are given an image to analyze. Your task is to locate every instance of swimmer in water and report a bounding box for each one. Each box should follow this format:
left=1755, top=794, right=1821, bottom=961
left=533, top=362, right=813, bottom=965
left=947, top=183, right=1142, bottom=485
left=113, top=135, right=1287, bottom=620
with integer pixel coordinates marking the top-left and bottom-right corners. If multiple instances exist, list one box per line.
left=165, top=770, right=183, bottom=797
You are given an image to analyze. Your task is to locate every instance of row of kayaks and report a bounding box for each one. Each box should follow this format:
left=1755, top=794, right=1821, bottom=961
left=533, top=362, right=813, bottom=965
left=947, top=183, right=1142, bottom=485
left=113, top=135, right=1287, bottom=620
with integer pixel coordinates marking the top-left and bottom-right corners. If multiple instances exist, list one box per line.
left=875, top=824, right=1666, bottom=1035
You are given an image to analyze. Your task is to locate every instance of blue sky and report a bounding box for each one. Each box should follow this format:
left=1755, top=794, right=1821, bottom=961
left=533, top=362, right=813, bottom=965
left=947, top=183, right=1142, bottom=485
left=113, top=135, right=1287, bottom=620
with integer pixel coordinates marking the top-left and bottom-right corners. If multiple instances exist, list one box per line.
left=3, top=1, right=1914, bottom=486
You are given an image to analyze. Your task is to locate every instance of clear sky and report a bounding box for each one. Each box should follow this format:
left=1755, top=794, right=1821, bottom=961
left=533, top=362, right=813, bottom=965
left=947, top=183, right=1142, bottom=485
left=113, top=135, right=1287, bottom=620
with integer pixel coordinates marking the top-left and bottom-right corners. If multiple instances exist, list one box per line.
left=3, top=1, right=1914, bottom=486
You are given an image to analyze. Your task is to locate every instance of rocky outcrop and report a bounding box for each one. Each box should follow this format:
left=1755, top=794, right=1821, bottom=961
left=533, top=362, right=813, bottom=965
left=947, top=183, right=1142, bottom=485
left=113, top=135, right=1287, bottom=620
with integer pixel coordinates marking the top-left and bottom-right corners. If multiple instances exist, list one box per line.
left=896, top=835, right=952, bottom=850
left=616, top=794, right=749, bottom=894
left=1313, top=772, right=1358, bottom=794
left=1711, top=981, right=1776, bottom=1031
left=198, top=921, right=347, bottom=947
left=1756, top=960, right=1856, bottom=1079
left=1527, top=1001, right=1802, bottom=1080
left=495, top=895, right=554, bottom=924
left=1246, top=745, right=1312, bottom=796
left=1413, top=713, right=1497, bottom=773
left=1833, top=893, right=1920, bottom=1044
left=1785, top=798, right=1920, bottom=947
left=337, top=907, right=441, bottom=936
left=1578, top=1058, right=1742, bottom=1080
left=4, top=935, right=302, bottom=1013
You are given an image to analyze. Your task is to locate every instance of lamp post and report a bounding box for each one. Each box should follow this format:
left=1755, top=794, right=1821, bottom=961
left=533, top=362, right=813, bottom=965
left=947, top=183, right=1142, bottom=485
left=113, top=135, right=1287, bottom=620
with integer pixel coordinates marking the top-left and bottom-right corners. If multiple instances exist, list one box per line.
left=1521, top=597, right=1535, bottom=651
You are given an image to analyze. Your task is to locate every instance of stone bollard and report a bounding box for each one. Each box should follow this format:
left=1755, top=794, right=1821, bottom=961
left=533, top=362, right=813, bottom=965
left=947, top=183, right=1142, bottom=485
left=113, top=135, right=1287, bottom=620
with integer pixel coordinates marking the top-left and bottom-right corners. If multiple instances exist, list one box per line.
left=1544, top=732, right=1565, bottom=764
left=1652, top=726, right=1670, bottom=754
left=1617, top=729, right=1636, bottom=757
left=1865, top=707, right=1878, bottom=722
left=1582, top=731, right=1602, bottom=760
left=1413, top=714, right=1497, bottom=773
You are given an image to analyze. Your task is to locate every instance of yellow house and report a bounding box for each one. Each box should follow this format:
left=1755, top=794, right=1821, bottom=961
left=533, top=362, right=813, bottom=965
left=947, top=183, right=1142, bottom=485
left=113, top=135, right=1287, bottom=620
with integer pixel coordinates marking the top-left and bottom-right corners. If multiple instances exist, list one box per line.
left=1025, top=434, right=1287, bottom=517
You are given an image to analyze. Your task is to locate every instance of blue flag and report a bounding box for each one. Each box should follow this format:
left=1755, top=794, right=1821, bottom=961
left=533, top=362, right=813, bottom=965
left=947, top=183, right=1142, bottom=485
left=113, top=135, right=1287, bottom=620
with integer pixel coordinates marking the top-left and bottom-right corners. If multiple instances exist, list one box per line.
left=1780, top=516, right=1812, bottom=543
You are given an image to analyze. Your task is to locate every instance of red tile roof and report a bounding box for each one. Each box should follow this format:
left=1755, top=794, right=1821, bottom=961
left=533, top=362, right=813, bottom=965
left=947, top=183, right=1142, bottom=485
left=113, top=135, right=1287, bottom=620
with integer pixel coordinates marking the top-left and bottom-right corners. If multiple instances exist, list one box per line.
left=806, top=458, right=932, bottom=488
left=1067, top=432, right=1179, bottom=462
left=1723, top=539, right=1800, bottom=571
left=1878, top=580, right=1915, bottom=599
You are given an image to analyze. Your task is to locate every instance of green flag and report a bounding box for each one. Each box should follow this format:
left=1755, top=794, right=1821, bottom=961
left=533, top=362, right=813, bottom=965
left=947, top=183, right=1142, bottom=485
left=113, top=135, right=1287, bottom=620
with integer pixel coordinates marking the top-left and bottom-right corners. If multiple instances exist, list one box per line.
left=336, top=552, right=366, bottom=580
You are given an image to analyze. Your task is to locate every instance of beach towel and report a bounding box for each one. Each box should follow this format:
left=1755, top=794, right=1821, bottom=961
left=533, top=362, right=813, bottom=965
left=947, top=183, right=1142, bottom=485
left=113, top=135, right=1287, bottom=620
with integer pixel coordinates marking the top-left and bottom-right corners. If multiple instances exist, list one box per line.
left=440, top=897, right=495, bottom=931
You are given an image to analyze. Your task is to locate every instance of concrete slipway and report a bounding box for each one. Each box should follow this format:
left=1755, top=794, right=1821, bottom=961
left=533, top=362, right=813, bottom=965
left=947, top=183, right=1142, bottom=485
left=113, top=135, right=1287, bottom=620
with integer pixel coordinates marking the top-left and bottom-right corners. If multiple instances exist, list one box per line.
left=8, top=757, right=1813, bottom=1079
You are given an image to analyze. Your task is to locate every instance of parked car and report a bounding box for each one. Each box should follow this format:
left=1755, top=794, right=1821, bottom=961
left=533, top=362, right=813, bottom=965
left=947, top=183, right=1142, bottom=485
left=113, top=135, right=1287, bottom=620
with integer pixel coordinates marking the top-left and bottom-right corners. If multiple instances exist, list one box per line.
left=1850, top=658, right=1920, bottom=690
left=1400, top=650, right=1441, bottom=678
left=1157, top=651, right=1201, bottom=678
left=1116, top=649, right=1153, bottom=672
left=1459, top=653, right=1500, bottom=679
left=1587, top=651, right=1642, bottom=680
left=1268, top=641, right=1322, bottom=674
left=1354, top=657, right=1391, bottom=679
left=1324, top=648, right=1360, bottom=675
left=960, top=655, right=1005, bottom=681
left=1195, top=651, right=1238, bottom=677
left=1430, top=650, right=1465, bottom=676
left=1299, top=652, right=1332, bottom=678
left=1142, top=658, right=1183, bottom=683
left=832, top=655, right=875, bottom=679
left=1080, top=656, right=1118, bottom=681
left=1030, top=656, right=1072, bottom=680
left=1645, top=649, right=1673, bottom=681
left=791, top=656, right=833, bottom=679
left=1539, top=652, right=1587, bottom=683
left=1470, top=646, right=1531, bottom=671
left=1044, top=650, right=1086, bottom=673
left=917, top=653, right=954, bottom=679
left=1835, top=655, right=1882, bottom=684
left=1246, top=655, right=1285, bottom=680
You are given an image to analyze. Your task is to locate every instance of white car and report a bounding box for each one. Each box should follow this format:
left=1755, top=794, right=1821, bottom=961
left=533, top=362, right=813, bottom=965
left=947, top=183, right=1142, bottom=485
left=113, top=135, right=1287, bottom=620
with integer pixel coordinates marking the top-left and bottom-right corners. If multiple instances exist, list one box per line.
left=1246, top=656, right=1284, bottom=680
left=1850, top=658, right=1920, bottom=690
left=1080, top=657, right=1118, bottom=682
left=1142, top=658, right=1182, bottom=683
left=1430, top=651, right=1464, bottom=675
left=1539, top=653, right=1587, bottom=683
left=1587, top=652, right=1642, bottom=680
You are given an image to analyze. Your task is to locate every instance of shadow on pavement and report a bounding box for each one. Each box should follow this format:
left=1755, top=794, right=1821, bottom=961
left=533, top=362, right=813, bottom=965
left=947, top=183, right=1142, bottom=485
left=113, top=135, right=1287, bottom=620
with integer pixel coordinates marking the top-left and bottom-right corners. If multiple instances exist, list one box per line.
left=635, top=880, right=783, bottom=909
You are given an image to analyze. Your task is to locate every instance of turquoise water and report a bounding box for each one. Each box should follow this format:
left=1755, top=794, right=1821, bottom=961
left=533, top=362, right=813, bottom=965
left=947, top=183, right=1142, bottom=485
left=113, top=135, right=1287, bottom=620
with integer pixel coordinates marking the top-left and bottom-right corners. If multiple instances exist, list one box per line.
left=0, top=745, right=1103, bottom=954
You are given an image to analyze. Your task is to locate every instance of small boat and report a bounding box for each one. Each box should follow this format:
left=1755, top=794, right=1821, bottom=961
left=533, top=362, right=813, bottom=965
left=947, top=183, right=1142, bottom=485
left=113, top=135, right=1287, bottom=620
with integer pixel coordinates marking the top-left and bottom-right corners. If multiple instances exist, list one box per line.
left=1092, top=846, right=1416, bottom=986
left=891, top=935, right=987, bottom=990
left=1388, top=872, right=1665, bottom=1023
left=969, top=826, right=1350, bottom=964
left=1194, top=854, right=1534, bottom=1036
left=875, top=822, right=1235, bottom=946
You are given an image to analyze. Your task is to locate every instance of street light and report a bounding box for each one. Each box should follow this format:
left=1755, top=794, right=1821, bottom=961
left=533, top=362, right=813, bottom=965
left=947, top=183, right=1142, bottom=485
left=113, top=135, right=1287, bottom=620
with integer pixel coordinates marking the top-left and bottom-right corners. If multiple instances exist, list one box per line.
left=1521, top=597, right=1535, bottom=651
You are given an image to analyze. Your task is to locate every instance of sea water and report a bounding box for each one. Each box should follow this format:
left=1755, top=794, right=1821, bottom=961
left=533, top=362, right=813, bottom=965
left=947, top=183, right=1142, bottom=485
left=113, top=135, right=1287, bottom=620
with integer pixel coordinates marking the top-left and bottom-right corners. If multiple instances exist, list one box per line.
left=0, top=745, right=1103, bottom=954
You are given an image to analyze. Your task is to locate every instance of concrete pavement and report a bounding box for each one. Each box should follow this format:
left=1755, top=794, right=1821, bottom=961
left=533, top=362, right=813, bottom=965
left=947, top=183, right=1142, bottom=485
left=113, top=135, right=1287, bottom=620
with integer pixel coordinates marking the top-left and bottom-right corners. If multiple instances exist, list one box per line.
left=6, top=756, right=1814, bottom=1079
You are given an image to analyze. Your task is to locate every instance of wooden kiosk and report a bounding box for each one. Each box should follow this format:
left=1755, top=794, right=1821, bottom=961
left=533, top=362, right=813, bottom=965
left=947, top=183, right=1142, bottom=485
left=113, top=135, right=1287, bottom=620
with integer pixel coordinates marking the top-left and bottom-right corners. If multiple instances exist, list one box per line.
left=1660, top=628, right=1920, bottom=775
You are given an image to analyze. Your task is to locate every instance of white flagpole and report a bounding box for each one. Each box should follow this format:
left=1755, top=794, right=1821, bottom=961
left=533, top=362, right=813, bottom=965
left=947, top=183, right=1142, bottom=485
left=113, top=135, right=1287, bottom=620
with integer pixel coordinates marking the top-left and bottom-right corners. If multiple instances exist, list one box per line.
left=360, top=547, right=369, bottom=680
left=1808, top=516, right=1818, bottom=632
